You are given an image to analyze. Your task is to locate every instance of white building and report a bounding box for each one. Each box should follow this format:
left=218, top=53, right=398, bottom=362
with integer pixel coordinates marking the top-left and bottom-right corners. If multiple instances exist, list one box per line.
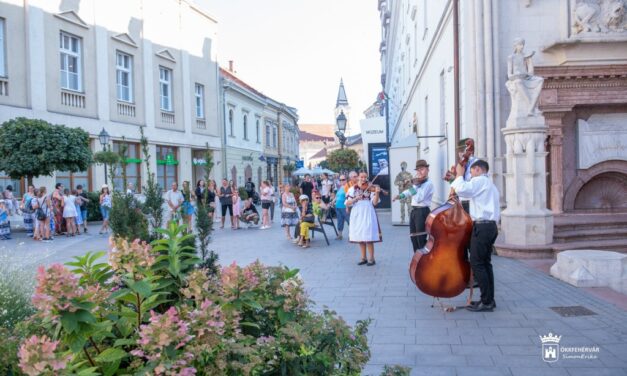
left=0, top=0, right=222, bottom=194
left=220, top=65, right=299, bottom=188
left=379, top=0, right=627, bottom=253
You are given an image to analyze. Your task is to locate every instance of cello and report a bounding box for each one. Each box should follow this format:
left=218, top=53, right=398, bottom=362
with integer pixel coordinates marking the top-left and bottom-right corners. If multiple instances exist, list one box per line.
left=409, top=140, right=475, bottom=300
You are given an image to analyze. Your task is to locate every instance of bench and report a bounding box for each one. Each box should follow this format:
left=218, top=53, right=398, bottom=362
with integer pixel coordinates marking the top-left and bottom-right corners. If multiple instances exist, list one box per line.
left=310, top=208, right=338, bottom=246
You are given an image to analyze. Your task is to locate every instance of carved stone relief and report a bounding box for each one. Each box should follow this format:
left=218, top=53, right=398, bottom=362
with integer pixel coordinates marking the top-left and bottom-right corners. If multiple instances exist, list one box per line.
left=572, top=0, right=627, bottom=36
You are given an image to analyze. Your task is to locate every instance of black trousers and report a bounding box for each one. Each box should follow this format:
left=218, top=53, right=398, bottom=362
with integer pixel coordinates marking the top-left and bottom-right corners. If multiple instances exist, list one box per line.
left=410, top=207, right=430, bottom=252
left=469, top=221, right=498, bottom=305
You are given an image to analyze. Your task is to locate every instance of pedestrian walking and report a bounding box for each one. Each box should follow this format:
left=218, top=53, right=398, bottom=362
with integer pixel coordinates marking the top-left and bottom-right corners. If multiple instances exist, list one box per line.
left=99, top=185, right=112, bottom=235
left=166, top=182, right=184, bottom=226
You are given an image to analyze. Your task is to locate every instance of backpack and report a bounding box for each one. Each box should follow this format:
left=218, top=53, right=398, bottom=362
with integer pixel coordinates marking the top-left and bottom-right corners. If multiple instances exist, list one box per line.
left=245, top=181, right=254, bottom=192
left=35, top=198, right=47, bottom=221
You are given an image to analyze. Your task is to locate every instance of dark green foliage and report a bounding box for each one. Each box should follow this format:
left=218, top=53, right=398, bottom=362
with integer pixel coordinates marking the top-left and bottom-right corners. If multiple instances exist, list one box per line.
left=139, top=127, right=164, bottom=238
left=84, top=192, right=103, bottom=222
left=381, top=365, right=412, bottom=376
left=238, top=187, right=249, bottom=200
left=194, top=148, right=218, bottom=275
left=326, top=148, right=361, bottom=173
left=0, top=117, right=93, bottom=185
left=109, top=192, right=148, bottom=242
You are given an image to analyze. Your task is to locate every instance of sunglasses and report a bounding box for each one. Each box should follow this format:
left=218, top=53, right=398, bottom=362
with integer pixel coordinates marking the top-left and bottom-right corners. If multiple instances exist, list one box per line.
left=339, top=178, right=346, bottom=181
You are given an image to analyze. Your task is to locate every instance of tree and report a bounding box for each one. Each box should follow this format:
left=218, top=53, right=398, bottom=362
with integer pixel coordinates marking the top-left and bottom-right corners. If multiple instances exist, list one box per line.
left=326, top=148, right=361, bottom=173
left=139, top=126, right=164, bottom=239
left=195, top=146, right=218, bottom=273
left=0, top=117, right=93, bottom=185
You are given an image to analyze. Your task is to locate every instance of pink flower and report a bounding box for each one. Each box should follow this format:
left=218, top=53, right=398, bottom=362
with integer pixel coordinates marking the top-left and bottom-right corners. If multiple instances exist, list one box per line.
left=136, top=307, right=192, bottom=355
left=18, top=335, right=71, bottom=376
left=109, top=238, right=156, bottom=275
left=31, top=264, right=83, bottom=320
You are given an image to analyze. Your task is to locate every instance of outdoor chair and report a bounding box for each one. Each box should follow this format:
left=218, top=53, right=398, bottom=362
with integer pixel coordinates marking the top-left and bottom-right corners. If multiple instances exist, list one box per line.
left=309, top=207, right=337, bottom=246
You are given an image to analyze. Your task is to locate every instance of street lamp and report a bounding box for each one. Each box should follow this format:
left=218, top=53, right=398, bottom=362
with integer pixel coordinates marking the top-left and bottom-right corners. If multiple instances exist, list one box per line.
left=98, top=128, right=110, bottom=184
left=336, top=110, right=347, bottom=149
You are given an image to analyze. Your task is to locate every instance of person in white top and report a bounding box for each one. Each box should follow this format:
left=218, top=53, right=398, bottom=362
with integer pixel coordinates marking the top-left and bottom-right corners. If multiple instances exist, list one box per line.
left=393, top=159, right=434, bottom=252
left=346, top=172, right=382, bottom=266
left=451, top=159, right=500, bottom=312
left=166, top=182, right=184, bottom=225
left=319, top=173, right=334, bottom=204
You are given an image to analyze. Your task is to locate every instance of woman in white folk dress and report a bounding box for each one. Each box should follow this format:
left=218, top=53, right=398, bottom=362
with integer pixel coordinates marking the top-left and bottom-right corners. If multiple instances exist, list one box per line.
left=346, top=172, right=382, bottom=266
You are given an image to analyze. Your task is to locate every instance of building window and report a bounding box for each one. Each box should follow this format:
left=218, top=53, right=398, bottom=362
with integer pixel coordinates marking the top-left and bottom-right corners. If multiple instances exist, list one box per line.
left=0, top=18, right=6, bottom=77
left=195, top=83, right=204, bottom=118
left=159, top=66, right=172, bottom=111
left=266, top=125, right=271, bottom=147
left=256, top=119, right=260, bottom=143
left=243, top=114, right=248, bottom=140
left=55, top=170, right=90, bottom=192
left=59, top=32, right=82, bottom=91
left=229, top=109, right=234, bottom=136
left=116, top=51, right=133, bottom=102
left=156, top=145, right=178, bottom=190
left=112, top=141, right=141, bottom=192
left=272, top=127, right=277, bottom=148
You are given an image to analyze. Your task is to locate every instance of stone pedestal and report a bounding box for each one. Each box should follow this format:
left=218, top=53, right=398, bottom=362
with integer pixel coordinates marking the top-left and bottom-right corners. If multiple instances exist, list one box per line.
left=501, top=115, right=553, bottom=246
left=550, top=250, right=627, bottom=294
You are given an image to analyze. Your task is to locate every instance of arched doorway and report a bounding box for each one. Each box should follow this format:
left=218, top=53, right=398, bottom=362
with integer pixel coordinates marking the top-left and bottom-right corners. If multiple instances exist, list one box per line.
left=245, top=165, right=252, bottom=183
left=231, top=166, right=237, bottom=186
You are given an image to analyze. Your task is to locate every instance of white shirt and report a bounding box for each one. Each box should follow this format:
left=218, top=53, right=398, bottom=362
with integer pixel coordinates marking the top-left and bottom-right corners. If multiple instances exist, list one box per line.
left=320, top=179, right=333, bottom=197
left=451, top=175, right=500, bottom=221
left=401, top=179, right=434, bottom=207
left=166, top=189, right=184, bottom=208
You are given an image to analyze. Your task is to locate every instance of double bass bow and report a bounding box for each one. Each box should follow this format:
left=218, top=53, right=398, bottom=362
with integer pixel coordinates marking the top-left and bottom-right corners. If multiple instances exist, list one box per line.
left=408, top=141, right=475, bottom=307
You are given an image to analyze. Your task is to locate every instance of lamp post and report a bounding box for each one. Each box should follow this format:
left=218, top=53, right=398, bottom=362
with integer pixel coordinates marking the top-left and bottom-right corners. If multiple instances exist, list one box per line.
left=336, top=110, right=347, bottom=149
left=98, top=128, right=110, bottom=184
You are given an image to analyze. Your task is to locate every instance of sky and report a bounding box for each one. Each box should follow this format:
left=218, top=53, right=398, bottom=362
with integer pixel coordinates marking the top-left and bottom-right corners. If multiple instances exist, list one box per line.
left=200, top=0, right=381, bottom=126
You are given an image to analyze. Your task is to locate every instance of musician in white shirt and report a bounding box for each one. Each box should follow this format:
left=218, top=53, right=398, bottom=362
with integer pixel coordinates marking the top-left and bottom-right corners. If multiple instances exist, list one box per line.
left=451, top=159, right=500, bottom=312
left=393, top=159, right=433, bottom=252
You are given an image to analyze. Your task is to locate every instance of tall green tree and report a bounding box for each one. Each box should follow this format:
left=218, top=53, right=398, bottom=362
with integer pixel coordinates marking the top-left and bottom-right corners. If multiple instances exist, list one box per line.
left=0, top=117, right=93, bottom=185
left=326, top=148, right=361, bottom=173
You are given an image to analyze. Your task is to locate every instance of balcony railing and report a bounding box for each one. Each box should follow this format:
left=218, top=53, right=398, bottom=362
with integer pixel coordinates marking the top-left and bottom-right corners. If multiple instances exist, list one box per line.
left=0, top=77, right=8, bottom=96
left=196, top=118, right=206, bottom=129
left=61, top=90, right=86, bottom=108
left=117, top=101, right=136, bottom=117
left=161, top=111, right=175, bottom=124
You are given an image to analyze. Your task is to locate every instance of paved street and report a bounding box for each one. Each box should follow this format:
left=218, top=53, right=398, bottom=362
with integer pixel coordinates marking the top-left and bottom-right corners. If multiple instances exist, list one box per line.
left=2, top=212, right=627, bottom=375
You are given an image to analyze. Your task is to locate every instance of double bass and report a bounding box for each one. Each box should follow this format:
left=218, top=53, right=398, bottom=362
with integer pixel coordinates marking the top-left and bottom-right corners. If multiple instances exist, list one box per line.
left=409, top=140, right=475, bottom=299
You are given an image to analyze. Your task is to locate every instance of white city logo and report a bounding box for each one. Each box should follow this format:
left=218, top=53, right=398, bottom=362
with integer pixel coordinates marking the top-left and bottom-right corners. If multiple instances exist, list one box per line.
left=540, top=332, right=562, bottom=362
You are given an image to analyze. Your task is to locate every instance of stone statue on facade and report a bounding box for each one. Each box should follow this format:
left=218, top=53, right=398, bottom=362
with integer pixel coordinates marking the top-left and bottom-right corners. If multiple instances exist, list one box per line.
left=505, top=38, right=544, bottom=123
left=394, top=161, right=413, bottom=224
left=572, top=0, right=626, bottom=35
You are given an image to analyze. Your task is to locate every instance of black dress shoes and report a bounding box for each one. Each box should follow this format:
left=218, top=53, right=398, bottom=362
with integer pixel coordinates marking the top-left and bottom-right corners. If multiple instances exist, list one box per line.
left=466, top=301, right=495, bottom=312
left=357, top=259, right=368, bottom=265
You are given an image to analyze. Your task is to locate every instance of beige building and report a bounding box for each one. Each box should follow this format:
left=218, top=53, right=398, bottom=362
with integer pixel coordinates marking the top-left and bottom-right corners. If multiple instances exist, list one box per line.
left=0, top=0, right=222, bottom=194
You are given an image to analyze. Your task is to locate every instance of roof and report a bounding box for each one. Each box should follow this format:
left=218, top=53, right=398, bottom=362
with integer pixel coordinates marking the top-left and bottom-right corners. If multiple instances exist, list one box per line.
left=299, top=123, right=336, bottom=138
left=336, top=78, right=348, bottom=107
left=345, top=133, right=362, bottom=146
left=299, top=131, right=334, bottom=142
left=310, top=148, right=328, bottom=159
left=220, top=67, right=266, bottom=99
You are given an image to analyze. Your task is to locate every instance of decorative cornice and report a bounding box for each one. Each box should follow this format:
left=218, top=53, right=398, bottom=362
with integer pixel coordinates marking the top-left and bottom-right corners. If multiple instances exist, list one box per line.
left=55, top=10, right=89, bottom=29
left=112, top=33, right=138, bottom=48
left=155, top=49, right=176, bottom=63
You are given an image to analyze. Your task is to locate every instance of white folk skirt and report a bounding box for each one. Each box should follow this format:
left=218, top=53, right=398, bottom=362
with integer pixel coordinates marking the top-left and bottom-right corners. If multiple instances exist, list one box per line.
left=348, top=199, right=381, bottom=243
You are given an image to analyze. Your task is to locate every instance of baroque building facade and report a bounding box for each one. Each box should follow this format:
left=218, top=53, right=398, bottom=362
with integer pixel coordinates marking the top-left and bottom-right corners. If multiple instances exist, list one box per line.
left=0, top=0, right=223, bottom=193
left=379, top=0, right=627, bottom=254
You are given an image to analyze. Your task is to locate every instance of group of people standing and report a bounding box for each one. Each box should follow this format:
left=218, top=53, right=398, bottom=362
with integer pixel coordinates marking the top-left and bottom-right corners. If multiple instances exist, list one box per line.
left=2, top=183, right=112, bottom=242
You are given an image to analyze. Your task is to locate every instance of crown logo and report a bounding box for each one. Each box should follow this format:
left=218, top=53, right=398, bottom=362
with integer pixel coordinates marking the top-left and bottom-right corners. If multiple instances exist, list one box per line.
left=539, top=332, right=561, bottom=344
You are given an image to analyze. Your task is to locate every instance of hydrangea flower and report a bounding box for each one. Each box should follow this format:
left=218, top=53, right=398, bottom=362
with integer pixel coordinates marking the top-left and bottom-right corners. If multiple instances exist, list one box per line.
left=109, top=238, right=156, bottom=275
left=132, top=307, right=193, bottom=361
left=31, top=264, right=82, bottom=320
left=18, top=335, right=71, bottom=376
left=277, top=277, right=307, bottom=311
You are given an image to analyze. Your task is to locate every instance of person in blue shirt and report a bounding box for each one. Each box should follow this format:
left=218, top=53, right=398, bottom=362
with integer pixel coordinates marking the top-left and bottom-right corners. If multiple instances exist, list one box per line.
left=334, top=175, right=350, bottom=240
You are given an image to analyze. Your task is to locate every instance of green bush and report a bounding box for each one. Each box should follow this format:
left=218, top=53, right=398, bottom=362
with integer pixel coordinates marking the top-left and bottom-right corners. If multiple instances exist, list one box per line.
left=238, top=186, right=249, bottom=200
left=381, top=365, right=412, bottom=376
left=14, top=223, right=371, bottom=375
left=109, top=191, right=149, bottom=242
left=83, top=191, right=103, bottom=222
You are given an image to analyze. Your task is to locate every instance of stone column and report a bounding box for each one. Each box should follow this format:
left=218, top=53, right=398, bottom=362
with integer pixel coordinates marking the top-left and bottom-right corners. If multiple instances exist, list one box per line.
left=545, top=112, right=568, bottom=214
left=500, top=38, right=553, bottom=246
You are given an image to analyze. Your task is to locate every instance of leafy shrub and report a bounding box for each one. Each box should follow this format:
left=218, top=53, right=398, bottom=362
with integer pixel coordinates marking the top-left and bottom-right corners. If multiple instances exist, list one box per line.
left=84, top=191, right=103, bottom=222
left=381, top=364, right=411, bottom=376
left=238, top=187, right=249, bottom=200
left=0, top=257, right=36, bottom=329
left=15, top=223, right=371, bottom=375
left=109, top=192, right=149, bottom=242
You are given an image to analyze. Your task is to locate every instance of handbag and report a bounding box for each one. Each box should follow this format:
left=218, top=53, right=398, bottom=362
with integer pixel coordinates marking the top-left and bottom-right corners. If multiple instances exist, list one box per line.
left=303, top=214, right=315, bottom=223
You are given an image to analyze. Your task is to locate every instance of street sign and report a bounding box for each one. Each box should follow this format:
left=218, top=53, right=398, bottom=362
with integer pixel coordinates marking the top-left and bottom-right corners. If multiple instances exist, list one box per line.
left=296, top=160, right=304, bottom=168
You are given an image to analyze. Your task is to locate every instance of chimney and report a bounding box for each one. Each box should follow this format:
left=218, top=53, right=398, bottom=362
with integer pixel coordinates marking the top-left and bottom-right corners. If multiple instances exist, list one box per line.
left=228, top=60, right=234, bottom=73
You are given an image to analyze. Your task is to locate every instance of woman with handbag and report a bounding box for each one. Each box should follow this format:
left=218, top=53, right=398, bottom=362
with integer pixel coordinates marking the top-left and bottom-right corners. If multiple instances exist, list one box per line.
left=280, top=184, right=299, bottom=240
left=294, top=195, right=315, bottom=248
left=32, top=187, right=52, bottom=242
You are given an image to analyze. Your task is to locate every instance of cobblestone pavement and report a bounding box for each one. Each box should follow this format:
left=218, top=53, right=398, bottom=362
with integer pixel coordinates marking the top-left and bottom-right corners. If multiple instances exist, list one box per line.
left=3, top=212, right=627, bottom=375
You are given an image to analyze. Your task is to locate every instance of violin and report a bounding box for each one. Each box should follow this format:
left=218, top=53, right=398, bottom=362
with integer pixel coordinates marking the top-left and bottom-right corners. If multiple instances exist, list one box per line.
left=358, top=182, right=389, bottom=195
left=403, top=176, right=428, bottom=187
left=443, top=138, right=475, bottom=183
